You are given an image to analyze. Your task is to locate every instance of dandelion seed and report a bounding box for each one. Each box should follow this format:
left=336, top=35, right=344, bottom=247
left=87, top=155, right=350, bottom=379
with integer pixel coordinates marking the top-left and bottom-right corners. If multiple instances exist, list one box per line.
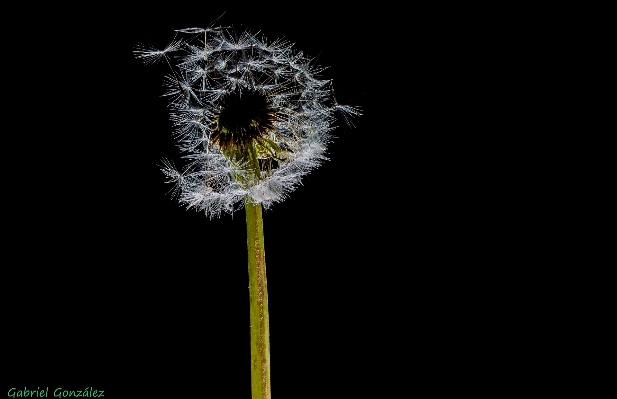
left=133, top=38, right=184, bottom=65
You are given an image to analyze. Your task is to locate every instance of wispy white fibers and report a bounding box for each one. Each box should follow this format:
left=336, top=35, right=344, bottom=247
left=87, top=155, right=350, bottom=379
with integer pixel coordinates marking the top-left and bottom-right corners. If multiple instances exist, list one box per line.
left=135, top=20, right=360, bottom=218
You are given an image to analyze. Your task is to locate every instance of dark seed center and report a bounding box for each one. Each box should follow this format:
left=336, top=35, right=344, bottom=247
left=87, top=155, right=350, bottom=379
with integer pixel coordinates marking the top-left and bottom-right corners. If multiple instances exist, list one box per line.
left=211, top=89, right=275, bottom=150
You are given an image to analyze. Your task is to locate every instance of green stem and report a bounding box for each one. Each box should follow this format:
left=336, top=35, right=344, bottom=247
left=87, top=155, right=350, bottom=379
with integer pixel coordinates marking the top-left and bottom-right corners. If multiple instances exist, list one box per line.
left=245, top=198, right=271, bottom=399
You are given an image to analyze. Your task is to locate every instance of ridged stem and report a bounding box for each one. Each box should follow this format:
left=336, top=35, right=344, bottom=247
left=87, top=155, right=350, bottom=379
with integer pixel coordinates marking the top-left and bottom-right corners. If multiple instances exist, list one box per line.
left=245, top=198, right=271, bottom=399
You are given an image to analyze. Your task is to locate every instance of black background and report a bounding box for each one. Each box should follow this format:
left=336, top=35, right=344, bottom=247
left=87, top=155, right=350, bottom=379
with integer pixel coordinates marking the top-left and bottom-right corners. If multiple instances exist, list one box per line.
left=2, top=3, right=534, bottom=398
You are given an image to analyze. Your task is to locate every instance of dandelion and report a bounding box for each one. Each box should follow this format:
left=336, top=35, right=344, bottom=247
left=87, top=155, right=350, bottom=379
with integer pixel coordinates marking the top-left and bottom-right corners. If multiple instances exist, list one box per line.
left=134, top=16, right=360, bottom=399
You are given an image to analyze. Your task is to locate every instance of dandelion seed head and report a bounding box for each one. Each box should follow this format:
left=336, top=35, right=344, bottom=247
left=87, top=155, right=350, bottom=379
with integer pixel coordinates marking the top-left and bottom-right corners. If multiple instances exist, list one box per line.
left=135, top=18, right=359, bottom=217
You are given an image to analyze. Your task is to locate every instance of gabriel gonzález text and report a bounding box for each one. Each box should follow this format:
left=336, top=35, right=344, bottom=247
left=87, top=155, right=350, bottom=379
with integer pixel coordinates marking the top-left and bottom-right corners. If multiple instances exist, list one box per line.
left=7, top=387, right=104, bottom=397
